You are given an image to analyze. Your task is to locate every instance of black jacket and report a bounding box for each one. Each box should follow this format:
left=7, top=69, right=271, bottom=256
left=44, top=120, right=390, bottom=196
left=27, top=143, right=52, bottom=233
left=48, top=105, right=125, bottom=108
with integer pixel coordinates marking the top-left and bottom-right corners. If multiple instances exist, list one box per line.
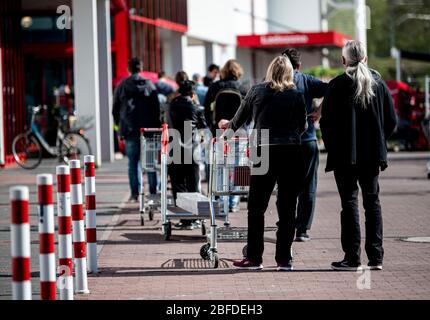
left=112, top=74, right=161, bottom=138
left=204, top=78, right=249, bottom=131
left=320, top=71, right=397, bottom=172
left=229, top=83, right=307, bottom=146
left=167, top=95, right=208, bottom=158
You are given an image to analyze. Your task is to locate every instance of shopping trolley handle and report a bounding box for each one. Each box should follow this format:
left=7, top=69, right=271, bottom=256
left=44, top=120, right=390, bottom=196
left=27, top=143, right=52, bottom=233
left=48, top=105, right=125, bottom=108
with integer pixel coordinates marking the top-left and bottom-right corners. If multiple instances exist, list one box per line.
left=140, top=128, right=163, bottom=134
left=161, top=123, right=169, bottom=154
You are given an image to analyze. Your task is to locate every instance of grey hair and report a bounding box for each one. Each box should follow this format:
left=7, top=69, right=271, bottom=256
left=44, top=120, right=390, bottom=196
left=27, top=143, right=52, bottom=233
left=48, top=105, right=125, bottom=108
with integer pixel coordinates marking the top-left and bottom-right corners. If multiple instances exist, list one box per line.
left=342, top=40, right=376, bottom=108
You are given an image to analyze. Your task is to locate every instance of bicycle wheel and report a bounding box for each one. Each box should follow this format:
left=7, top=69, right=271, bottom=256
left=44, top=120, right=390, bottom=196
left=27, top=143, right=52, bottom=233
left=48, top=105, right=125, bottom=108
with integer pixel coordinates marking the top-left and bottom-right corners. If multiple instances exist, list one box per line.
left=12, top=133, right=43, bottom=169
left=60, top=133, right=92, bottom=165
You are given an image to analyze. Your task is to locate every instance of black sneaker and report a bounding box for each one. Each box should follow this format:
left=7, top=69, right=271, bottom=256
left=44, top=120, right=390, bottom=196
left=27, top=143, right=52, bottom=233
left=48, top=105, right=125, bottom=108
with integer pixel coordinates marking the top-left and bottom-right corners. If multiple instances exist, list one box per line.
left=331, top=259, right=362, bottom=271
left=368, top=262, right=383, bottom=271
left=277, top=261, right=293, bottom=271
left=295, top=232, right=310, bottom=242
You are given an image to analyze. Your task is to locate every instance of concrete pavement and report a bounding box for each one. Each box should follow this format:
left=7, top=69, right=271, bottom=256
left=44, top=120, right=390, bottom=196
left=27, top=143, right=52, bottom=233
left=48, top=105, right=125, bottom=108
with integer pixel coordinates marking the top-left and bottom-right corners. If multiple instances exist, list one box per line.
left=0, top=153, right=429, bottom=300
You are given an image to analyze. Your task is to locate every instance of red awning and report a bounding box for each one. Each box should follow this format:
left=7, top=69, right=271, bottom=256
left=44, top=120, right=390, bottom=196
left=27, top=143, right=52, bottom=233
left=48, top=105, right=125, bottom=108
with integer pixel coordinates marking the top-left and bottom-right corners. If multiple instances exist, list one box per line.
left=237, top=31, right=351, bottom=49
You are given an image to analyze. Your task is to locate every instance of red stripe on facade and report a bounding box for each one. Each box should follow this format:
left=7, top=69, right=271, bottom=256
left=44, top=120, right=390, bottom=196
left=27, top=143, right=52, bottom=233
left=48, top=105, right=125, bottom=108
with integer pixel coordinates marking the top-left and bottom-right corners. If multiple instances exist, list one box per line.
left=40, top=282, right=56, bottom=300
left=70, top=168, right=81, bottom=184
left=39, top=233, right=55, bottom=254
left=12, top=257, right=30, bottom=281
left=129, top=15, right=188, bottom=33
left=11, top=200, right=29, bottom=224
left=84, top=162, right=95, bottom=177
left=58, top=216, right=71, bottom=235
left=57, top=174, right=70, bottom=193
left=73, top=242, right=86, bottom=258
left=86, top=228, right=97, bottom=243
left=38, top=185, right=53, bottom=205
left=71, top=204, right=84, bottom=221
left=85, top=195, right=96, bottom=210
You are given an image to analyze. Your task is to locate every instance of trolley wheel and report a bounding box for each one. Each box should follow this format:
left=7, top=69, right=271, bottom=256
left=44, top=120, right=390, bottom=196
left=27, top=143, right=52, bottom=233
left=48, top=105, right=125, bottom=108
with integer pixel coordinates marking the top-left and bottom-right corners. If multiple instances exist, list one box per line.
left=212, top=253, right=219, bottom=269
left=201, top=221, right=206, bottom=236
left=140, top=214, right=145, bottom=226
left=163, top=222, right=172, bottom=241
left=149, top=209, right=154, bottom=221
left=200, top=243, right=211, bottom=260
left=242, top=245, right=248, bottom=258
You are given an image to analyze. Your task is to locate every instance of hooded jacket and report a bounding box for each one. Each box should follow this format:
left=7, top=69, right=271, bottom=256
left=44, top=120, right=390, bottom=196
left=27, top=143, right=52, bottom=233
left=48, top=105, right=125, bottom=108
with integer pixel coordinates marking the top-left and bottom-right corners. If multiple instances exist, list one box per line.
left=113, top=74, right=161, bottom=138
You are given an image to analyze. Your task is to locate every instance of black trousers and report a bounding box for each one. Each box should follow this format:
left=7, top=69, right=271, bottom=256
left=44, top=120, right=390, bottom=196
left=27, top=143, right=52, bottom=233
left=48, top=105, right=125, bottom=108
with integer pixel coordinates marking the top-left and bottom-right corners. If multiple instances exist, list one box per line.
left=247, top=145, right=304, bottom=265
left=334, top=166, right=384, bottom=264
left=169, top=163, right=200, bottom=201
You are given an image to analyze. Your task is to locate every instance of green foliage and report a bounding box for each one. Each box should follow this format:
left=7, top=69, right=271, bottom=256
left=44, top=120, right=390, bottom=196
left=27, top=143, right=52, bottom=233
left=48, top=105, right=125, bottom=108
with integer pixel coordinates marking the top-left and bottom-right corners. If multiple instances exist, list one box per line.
left=302, top=66, right=344, bottom=79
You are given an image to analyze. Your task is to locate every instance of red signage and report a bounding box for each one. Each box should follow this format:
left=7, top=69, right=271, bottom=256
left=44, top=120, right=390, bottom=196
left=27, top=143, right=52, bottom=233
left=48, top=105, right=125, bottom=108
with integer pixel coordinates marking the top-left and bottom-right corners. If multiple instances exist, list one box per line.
left=237, top=31, right=351, bottom=48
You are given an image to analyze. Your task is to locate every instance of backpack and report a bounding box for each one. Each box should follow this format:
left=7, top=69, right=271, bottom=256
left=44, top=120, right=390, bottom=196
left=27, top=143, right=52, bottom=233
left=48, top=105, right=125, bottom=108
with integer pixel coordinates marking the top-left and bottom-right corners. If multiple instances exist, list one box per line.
left=121, top=78, right=160, bottom=137
left=210, top=88, right=243, bottom=126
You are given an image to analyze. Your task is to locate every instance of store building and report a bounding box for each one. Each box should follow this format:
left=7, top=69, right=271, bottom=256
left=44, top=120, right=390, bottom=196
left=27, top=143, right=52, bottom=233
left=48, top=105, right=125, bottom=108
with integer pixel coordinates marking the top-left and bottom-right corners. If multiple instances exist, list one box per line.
left=0, top=0, right=188, bottom=166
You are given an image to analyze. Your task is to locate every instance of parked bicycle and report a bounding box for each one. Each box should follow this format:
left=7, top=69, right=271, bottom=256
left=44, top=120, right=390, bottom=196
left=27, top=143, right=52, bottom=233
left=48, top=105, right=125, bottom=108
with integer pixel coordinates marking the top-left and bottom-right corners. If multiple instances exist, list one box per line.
left=12, top=105, right=92, bottom=169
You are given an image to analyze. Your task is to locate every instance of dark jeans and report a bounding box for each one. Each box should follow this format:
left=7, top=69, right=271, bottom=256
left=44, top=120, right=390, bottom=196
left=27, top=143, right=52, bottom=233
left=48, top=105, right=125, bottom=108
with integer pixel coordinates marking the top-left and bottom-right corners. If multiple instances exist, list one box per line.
left=296, top=140, right=319, bottom=233
left=169, top=163, right=200, bottom=201
left=125, top=137, right=157, bottom=197
left=334, top=166, right=384, bottom=264
left=247, top=145, right=304, bottom=264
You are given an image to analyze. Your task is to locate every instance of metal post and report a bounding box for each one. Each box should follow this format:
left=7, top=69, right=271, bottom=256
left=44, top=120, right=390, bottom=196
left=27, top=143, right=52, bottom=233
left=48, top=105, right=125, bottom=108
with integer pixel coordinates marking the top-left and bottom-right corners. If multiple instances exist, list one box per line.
left=425, top=75, right=429, bottom=119
left=355, top=0, right=367, bottom=50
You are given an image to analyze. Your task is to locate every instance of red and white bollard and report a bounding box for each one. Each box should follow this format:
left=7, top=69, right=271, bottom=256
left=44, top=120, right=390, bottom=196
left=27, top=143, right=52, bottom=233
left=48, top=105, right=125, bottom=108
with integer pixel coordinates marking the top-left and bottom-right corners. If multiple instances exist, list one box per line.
left=56, top=165, right=74, bottom=300
left=84, top=155, right=97, bottom=273
left=37, top=174, right=56, bottom=300
left=10, top=186, right=32, bottom=300
left=69, top=160, right=89, bottom=294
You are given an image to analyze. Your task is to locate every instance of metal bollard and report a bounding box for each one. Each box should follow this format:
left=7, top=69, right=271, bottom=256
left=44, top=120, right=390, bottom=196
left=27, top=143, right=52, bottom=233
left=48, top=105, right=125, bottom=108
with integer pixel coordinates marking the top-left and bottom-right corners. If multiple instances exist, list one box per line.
left=56, top=165, right=74, bottom=300
left=37, top=174, right=57, bottom=300
left=10, top=186, right=32, bottom=300
left=69, top=160, right=89, bottom=294
left=84, top=155, right=97, bottom=273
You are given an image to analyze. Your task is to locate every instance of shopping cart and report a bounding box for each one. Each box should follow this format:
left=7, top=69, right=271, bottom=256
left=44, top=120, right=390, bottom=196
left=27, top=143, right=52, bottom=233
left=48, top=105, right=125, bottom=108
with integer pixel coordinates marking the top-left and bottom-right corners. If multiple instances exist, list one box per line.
left=139, top=127, right=162, bottom=226
left=159, top=124, right=227, bottom=242
left=199, top=136, right=252, bottom=268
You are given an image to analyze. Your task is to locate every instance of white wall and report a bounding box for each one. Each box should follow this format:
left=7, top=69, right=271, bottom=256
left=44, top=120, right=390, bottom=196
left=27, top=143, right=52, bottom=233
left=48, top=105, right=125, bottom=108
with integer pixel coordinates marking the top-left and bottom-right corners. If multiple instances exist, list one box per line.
left=185, top=0, right=269, bottom=77
left=267, top=0, right=321, bottom=32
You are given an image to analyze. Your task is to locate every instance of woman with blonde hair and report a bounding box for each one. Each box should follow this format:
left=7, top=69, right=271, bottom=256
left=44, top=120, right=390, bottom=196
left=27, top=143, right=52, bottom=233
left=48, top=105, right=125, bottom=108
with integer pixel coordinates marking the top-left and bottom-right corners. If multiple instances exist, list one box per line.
left=205, top=59, right=248, bottom=212
left=219, top=55, right=307, bottom=270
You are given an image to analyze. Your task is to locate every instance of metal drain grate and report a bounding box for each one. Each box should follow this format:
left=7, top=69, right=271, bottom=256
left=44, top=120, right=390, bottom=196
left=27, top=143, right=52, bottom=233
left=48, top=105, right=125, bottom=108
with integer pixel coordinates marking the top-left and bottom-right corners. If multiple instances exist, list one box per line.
left=401, top=237, right=430, bottom=243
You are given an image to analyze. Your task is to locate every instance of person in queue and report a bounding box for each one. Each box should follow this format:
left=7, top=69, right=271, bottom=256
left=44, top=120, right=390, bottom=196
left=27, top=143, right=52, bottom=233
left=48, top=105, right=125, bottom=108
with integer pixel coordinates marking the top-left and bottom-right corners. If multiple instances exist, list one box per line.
left=166, top=79, right=208, bottom=230
left=205, top=59, right=248, bottom=213
left=320, top=40, right=397, bottom=271
left=112, top=57, right=161, bottom=202
left=282, top=48, right=328, bottom=242
left=219, top=55, right=307, bottom=271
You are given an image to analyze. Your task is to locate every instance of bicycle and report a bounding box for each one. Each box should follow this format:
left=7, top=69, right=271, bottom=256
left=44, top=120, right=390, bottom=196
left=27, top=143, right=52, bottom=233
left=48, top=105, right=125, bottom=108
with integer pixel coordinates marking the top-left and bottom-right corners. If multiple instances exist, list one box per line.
left=12, top=105, right=92, bottom=169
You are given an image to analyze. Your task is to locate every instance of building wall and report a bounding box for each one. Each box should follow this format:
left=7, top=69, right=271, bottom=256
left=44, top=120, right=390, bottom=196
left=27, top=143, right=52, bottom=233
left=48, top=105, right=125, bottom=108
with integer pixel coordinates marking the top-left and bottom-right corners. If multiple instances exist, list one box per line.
left=267, top=0, right=321, bottom=32
left=183, top=0, right=269, bottom=78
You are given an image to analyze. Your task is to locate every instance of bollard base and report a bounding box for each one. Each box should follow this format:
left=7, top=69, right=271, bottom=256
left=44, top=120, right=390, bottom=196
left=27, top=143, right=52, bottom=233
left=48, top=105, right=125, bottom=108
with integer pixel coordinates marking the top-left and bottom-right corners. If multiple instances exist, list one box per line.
left=75, top=289, right=90, bottom=295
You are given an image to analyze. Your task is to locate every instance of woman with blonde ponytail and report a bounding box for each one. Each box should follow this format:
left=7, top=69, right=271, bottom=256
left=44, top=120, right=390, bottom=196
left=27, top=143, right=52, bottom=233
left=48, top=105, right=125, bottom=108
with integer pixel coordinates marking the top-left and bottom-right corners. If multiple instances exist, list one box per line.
left=320, top=40, right=397, bottom=271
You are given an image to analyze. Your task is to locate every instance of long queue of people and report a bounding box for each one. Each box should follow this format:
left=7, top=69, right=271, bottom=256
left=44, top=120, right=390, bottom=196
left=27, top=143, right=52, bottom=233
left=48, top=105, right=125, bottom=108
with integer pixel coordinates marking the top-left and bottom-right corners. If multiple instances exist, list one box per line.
left=112, top=40, right=397, bottom=272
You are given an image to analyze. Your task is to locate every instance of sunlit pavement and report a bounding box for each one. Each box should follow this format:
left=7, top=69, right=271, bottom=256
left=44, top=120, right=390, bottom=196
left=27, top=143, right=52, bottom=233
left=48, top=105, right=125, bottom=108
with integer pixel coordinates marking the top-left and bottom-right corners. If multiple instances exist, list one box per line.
left=1, top=153, right=430, bottom=300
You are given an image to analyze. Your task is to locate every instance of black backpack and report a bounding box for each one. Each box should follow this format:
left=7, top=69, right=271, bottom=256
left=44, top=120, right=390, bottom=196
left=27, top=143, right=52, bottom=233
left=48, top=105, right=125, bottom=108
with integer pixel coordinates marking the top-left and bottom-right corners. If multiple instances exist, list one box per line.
left=121, top=78, right=160, bottom=137
left=210, top=88, right=243, bottom=126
